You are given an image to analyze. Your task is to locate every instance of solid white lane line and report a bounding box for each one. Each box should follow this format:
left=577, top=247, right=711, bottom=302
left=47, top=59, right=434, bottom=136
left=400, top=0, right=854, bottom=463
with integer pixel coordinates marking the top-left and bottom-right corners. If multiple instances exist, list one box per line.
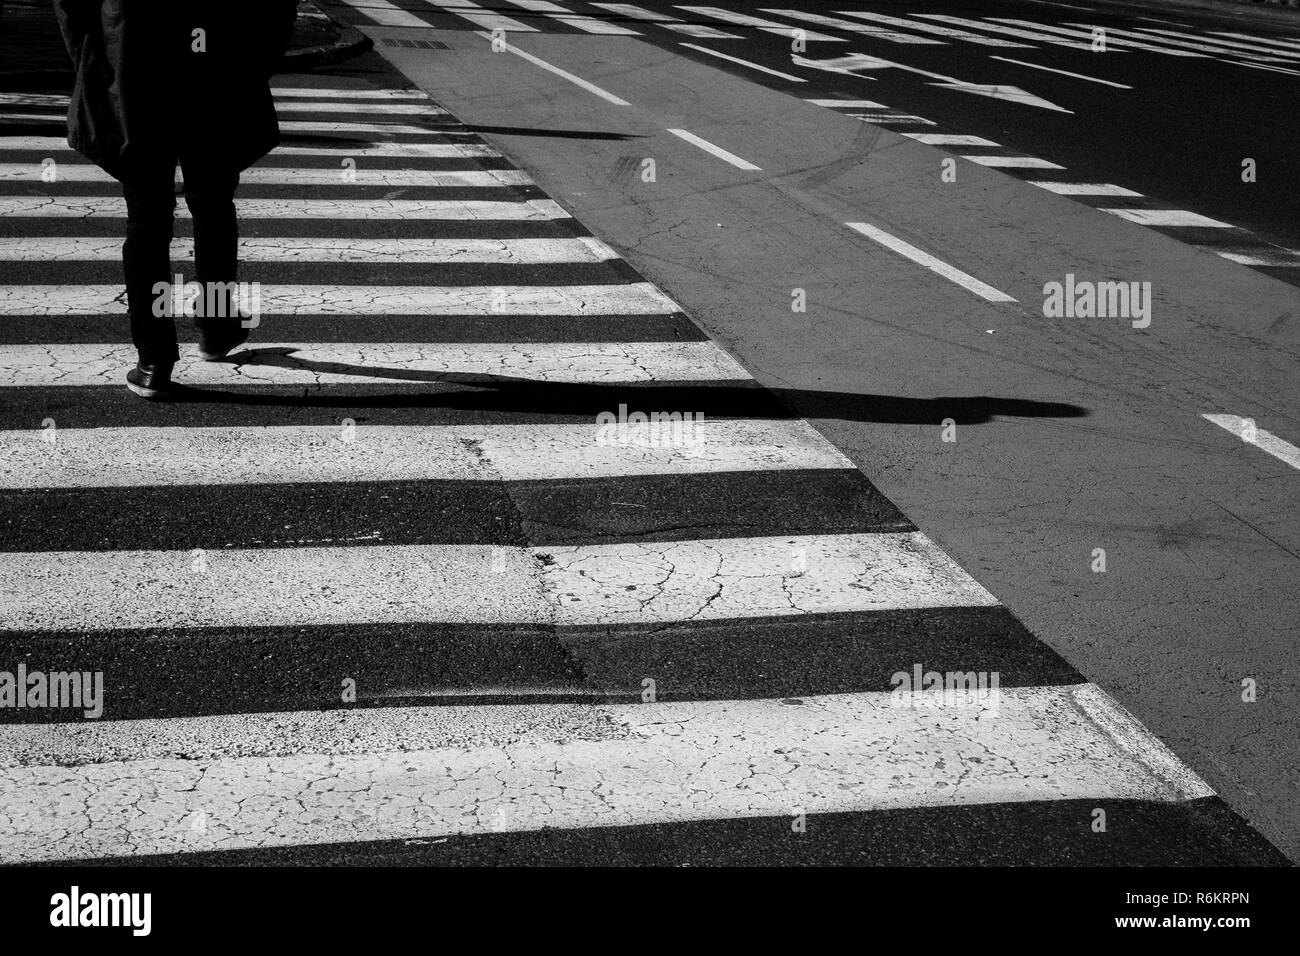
left=990, top=19, right=1205, bottom=56
left=0, top=683, right=1212, bottom=864
left=0, top=164, right=531, bottom=188
left=422, top=0, right=537, bottom=32
left=989, top=55, right=1133, bottom=88
left=836, top=10, right=1033, bottom=47
left=1065, top=21, right=1300, bottom=60
left=916, top=15, right=1102, bottom=51
left=590, top=3, right=741, bottom=38
left=274, top=101, right=446, bottom=114
left=1202, top=415, right=1300, bottom=470
left=0, top=197, right=570, bottom=220
left=962, top=155, right=1065, bottom=169
left=1101, top=209, right=1234, bottom=228
left=1028, top=181, right=1143, bottom=197
left=674, top=6, right=845, bottom=41
left=0, top=419, right=853, bottom=488
left=845, top=221, right=1016, bottom=303
left=901, top=133, right=1001, bottom=147
left=666, top=128, right=761, bottom=171
left=0, top=532, right=997, bottom=631
left=0, top=136, right=498, bottom=158
left=476, top=31, right=631, bottom=104
left=758, top=9, right=944, bottom=44
left=502, top=0, right=640, bottom=34
left=679, top=43, right=808, bottom=81
left=338, top=0, right=430, bottom=28
left=0, top=283, right=679, bottom=316
left=0, top=342, right=750, bottom=389
left=0, top=236, right=619, bottom=264
left=805, top=98, right=886, bottom=107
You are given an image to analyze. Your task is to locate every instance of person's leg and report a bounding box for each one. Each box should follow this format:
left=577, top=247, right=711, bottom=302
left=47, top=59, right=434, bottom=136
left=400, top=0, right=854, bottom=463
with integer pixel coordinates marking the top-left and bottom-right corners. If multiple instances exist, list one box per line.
left=120, top=158, right=179, bottom=367
left=180, top=154, right=243, bottom=348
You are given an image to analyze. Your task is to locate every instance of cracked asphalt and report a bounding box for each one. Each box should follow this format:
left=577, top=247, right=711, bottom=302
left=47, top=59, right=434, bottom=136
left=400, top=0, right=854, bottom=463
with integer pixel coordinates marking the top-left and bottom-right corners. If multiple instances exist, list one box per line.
left=0, top=0, right=1295, bottom=868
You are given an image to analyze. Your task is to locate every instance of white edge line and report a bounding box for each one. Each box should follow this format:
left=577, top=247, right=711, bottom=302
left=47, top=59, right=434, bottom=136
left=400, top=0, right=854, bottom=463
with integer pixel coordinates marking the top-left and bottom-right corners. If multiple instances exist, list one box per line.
left=989, top=55, right=1133, bottom=89
left=666, top=128, right=761, bottom=171
left=475, top=31, right=631, bottom=105
left=1202, top=414, right=1300, bottom=471
left=845, top=222, right=1016, bottom=303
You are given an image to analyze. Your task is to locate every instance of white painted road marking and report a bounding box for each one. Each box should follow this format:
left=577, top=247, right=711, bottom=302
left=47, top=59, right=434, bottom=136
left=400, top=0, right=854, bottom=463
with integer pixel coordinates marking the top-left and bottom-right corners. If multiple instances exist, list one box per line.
left=0, top=341, right=750, bottom=388
left=990, top=19, right=1206, bottom=56
left=0, top=419, right=854, bottom=488
left=666, top=128, right=761, bottom=171
left=591, top=3, right=742, bottom=38
left=902, top=133, right=1001, bottom=147
left=835, top=10, right=1035, bottom=48
left=0, top=684, right=1213, bottom=863
left=0, top=197, right=571, bottom=220
left=422, top=0, right=538, bottom=32
left=845, top=221, right=1017, bottom=303
left=989, top=55, right=1133, bottom=89
left=1102, top=209, right=1234, bottom=228
left=1202, top=415, right=1300, bottom=471
left=502, top=0, right=641, bottom=35
left=1028, top=181, right=1143, bottom=197
left=0, top=236, right=620, bottom=264
left=0, top=135, right=500, bottom=158
left=758, top=9, right=945, bottom=45
left=805, top=98, right=886, bottom=108
left=679, top=43, right=808, bottom=82
left=475, top=31, right=631, bottom=105
left=1214, top=248, right=1300, bottom=267
left=270, top=87, right=432, bottom=99
left=963, top=155, right=1065, bottom=169
left=0, top=163, right=531, bottom=188
left=273, top=101, right=446, bottom=114
left=0, top=282, right=679, bottom=316
left=337, top=0, right=429, bottom=28
left=0, top=531, right=998, bottom=630
left=791, top=52, right=1072, bottom=112
left=674, top=6, right=846, bottom=42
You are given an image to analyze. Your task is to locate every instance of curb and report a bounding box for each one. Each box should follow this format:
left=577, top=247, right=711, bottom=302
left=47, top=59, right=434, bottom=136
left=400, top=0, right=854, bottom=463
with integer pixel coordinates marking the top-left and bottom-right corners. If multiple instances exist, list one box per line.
left=284, top=1, right=373, bottom=70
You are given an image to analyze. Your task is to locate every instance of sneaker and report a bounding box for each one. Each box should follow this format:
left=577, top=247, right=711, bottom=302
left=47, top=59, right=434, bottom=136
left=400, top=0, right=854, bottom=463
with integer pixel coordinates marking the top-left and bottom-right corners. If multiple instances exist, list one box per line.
left=197, top=324, right=250, bottom=361
left=126, top=361, right=177, bottom=400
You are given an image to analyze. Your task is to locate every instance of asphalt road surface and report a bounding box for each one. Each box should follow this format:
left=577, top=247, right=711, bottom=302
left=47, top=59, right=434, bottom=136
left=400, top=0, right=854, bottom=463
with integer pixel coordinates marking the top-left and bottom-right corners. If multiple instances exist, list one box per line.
left=0, top=0, right=1295, bottom=867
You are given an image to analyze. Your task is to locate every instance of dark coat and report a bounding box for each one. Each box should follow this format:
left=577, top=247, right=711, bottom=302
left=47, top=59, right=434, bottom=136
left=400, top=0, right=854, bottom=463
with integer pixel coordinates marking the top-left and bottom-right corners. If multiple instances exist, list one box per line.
left=53, top=0, right=298, bottom=180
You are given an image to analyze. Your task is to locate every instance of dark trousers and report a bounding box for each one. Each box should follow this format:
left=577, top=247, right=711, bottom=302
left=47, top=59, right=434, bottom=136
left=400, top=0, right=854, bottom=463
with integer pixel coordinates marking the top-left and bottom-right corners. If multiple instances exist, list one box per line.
left=121, top=154, right=240, bottom=365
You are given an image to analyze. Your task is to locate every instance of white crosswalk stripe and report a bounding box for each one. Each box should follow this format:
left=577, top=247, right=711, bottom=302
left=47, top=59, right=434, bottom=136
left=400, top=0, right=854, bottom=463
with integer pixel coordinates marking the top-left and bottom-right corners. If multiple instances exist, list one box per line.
left=674, top=6, right=846, bottom=42
left=590, top=3, right=742, bottom=38
left=0, top=196, right=570, bottom=219
left=835, top=10, right=1035, bottom=48
left=420, top=0, right=539, bottom=32
left=0, top=76, right=1242, bottom=866
left=757, top=9, right=945, bottom=45
left=502, top=0, right=641, bottom=34
left=0, top=163, right=532, bottom=187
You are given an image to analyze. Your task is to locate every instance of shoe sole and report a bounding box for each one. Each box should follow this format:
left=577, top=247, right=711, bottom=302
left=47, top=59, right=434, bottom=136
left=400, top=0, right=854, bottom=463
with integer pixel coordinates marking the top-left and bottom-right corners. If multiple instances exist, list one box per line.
left=126, top=381, right=172, bottom=400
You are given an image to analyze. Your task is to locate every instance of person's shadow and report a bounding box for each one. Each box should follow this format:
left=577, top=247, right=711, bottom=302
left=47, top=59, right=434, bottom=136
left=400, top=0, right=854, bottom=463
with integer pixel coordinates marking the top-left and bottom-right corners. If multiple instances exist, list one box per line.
left=165, top=345, right=1088, bottom=425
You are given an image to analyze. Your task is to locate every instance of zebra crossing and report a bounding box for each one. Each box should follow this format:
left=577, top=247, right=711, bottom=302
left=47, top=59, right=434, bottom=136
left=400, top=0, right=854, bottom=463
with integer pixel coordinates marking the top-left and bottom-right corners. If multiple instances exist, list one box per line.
left=0, top=69, right=1287, bottom=864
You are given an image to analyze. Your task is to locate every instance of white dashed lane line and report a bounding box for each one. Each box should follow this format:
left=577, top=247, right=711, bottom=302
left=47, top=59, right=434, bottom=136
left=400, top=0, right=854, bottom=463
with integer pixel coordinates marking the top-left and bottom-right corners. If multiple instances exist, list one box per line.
left=679, top=42, right=809, bottom=82
left=845, top=221, right=1017, bottom=303
left=1203, top=416, right=1300, bottom=471
left=472, top=31, right=631, bottom=105
left=666, top=128, right=761, bottom=171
